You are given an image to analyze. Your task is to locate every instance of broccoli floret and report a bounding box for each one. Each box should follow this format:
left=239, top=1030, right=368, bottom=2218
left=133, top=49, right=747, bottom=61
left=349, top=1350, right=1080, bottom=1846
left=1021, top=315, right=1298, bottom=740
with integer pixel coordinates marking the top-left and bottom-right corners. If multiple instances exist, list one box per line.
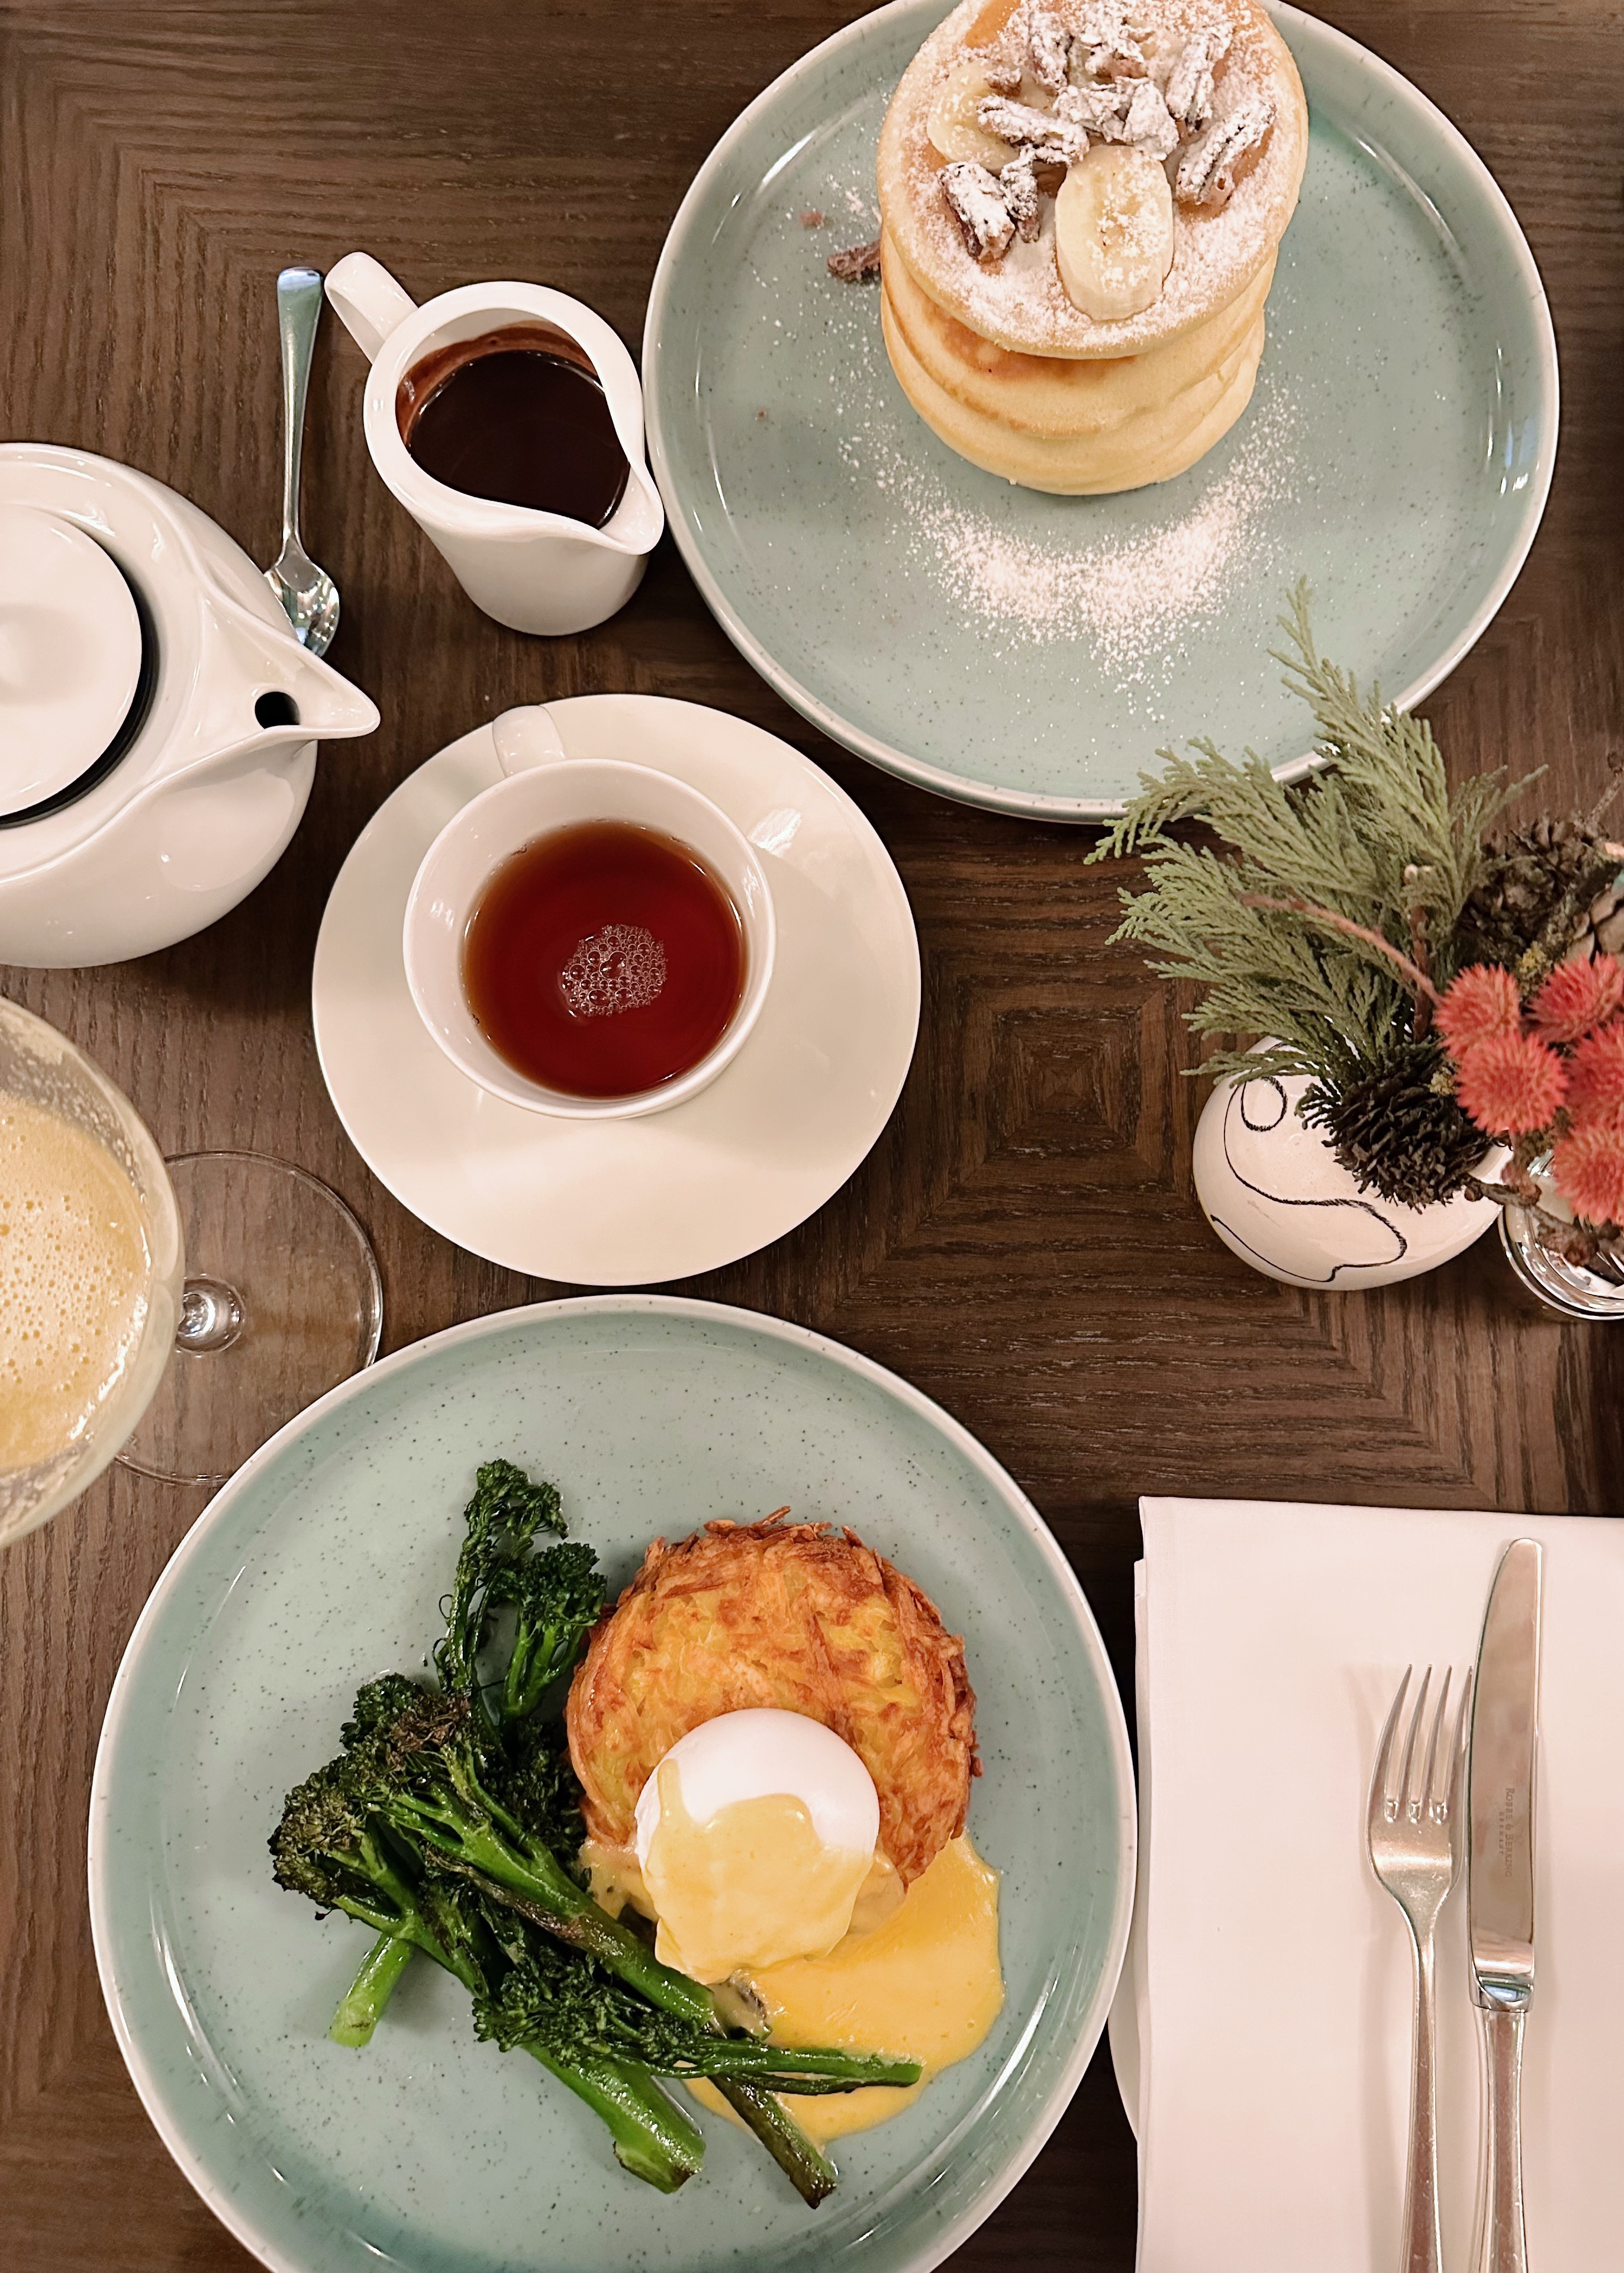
left=434, top=1460, right=568, bottom=1715
left=341, top=1672, right=425, bottom=1752
left=269, top=1766, right=704, bottom=2192
left=269, top=1757, right=444, bottom=1958
left=489, top=1540, right=604, bottom=1723
left=492, top=1718, right=587, bottom=1862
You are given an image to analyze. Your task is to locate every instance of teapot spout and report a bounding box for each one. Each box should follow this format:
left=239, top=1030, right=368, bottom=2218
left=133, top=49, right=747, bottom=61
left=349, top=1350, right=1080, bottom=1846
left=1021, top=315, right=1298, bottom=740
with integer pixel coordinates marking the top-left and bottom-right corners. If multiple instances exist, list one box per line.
left=265, top=637, right=381, bottom=740
left=207, top=590, right=379, bottom=747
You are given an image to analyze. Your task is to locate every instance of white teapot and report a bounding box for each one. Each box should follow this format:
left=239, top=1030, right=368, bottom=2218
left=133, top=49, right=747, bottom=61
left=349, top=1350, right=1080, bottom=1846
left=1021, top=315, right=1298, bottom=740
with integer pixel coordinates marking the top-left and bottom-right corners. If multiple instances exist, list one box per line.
left=0, top=443, right=378, bottom=968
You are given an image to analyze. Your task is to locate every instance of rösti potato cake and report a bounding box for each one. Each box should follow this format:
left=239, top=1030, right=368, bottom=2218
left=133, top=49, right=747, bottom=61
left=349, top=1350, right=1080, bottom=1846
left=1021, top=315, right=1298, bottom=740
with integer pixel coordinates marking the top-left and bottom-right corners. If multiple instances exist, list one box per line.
left=566, top=1513, right=979, bottom=1886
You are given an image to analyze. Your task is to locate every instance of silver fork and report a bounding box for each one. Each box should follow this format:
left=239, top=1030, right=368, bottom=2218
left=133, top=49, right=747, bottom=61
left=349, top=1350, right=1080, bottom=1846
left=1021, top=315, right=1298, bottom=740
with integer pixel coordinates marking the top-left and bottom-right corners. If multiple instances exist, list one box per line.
left=1367, top=1665, right=1472, bottom=2273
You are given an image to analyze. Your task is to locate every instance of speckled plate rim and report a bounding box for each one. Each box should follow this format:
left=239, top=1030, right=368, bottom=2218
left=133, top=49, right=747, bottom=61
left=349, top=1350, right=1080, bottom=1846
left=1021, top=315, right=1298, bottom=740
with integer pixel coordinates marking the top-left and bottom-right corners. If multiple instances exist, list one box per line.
left=87, top=1294, right=1138, bottom=2273
left=642, top=0, right=1559, bottom=823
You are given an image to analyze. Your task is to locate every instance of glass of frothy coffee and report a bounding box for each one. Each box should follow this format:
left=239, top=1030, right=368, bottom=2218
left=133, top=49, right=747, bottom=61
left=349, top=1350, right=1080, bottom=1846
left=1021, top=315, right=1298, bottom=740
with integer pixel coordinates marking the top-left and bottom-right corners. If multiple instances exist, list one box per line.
left=0, top=1000, right=182, bottom=1545
left=1, top=1001, right=384, bottom=1543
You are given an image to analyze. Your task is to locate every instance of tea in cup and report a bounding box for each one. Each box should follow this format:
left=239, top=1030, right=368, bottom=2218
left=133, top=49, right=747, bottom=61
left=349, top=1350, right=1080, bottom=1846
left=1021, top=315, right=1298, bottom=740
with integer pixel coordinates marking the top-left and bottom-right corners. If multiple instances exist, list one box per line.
left=404, top=710, right=775, bottom=1120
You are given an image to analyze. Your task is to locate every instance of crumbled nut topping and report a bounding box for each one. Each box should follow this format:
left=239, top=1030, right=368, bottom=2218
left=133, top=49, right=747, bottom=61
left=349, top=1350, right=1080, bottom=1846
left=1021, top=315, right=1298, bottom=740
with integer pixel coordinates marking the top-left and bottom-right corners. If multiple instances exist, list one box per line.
left=941, top=159, right=1018, bottom=259
left=1162, top=23, right=1230, bottom=129
left=1000, top=144, right=1043, bottom=239
left=1173, top=93, right=1274, bottom=208
left=977, top=92, right=1089, bottom=163
left=827, top=237, right=882, bottom=280
left=925, top=6, right=1278, bottom=271
left=1027, top=6, right=1073, bottom=95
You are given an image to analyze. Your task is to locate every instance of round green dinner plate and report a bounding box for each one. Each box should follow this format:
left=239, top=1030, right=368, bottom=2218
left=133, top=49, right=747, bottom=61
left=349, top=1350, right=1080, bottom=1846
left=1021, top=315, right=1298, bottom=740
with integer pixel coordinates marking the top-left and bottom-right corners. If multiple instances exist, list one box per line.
left=90, top=1298, right=1135, bottom=2273
left=643, top=0, right=1558, bottom=819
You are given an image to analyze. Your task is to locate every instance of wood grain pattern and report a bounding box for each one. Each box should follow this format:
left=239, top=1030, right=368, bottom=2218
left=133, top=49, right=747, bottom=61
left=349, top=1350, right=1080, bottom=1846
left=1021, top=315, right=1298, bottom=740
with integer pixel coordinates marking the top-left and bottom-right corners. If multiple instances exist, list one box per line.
left=1, top=0, right=1620, bottom=2262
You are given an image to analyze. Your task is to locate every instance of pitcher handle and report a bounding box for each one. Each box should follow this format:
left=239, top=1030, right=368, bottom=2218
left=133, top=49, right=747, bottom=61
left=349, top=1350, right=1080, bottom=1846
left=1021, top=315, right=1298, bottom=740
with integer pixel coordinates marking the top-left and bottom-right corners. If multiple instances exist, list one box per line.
left=324, top=253, right=418, bottom=362
left=492, top=705, right=570, bottom=775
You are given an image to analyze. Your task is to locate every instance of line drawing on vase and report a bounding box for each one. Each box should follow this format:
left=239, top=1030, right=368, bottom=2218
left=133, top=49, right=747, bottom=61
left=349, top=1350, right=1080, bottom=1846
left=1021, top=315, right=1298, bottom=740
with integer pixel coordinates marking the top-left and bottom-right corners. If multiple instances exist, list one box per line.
left=1209, top=1076, right=1408, bottom=1284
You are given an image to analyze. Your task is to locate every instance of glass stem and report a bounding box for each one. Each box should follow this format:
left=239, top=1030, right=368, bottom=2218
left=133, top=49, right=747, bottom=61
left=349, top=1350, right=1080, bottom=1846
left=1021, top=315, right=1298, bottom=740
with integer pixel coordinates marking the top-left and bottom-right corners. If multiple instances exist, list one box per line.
left=175, top=1276, right=246, bottom=1355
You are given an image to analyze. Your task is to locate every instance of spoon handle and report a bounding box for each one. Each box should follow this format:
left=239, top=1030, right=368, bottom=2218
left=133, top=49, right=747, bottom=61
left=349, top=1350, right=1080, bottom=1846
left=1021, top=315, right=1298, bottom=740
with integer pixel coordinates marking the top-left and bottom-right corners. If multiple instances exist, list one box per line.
left=275, top=265, right=324, bottom=552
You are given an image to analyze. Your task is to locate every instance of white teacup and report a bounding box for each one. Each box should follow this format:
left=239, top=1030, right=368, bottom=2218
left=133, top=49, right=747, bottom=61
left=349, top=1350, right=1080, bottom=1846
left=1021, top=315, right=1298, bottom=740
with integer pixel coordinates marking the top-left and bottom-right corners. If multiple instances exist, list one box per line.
left=403, top=705, right=775, bottom=1120
left=324, top=253, right=664, bottom=638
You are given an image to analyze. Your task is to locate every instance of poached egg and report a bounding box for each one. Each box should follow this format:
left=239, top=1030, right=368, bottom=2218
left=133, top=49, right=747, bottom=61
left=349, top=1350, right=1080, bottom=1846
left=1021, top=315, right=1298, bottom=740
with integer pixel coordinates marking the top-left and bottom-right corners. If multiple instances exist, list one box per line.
left=633, top=1708, right=881, bottom=1983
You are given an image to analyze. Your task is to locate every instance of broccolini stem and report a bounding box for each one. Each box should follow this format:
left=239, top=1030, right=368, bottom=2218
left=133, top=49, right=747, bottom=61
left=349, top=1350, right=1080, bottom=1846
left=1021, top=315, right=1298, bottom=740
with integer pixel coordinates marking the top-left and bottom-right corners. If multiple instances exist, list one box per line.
left=429, top=1839, right=716, bottom=2026
left=356, top=1910, right=704, bottom=2192
left=525, top=2042, right=704, bottom=2193
left=330, top=1931, right=417, bottom=2048
left=717, top=2082, right=837, bottom=2208
left=714, top=2050, right=919, bottom=2088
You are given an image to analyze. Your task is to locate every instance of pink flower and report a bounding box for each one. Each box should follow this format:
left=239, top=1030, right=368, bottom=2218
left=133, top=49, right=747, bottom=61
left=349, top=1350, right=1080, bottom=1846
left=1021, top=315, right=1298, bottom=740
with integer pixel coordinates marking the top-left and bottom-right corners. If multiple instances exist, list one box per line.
left=1454, top=1031, right=1567, bottom=1135
left=1565, top=1020, right=1624, bottom=1132
left=1436, top=964, right=1523, bottom=1056
left=1530, top=953, right=1624, bottom=1043
left=1550, top=1122, right=1624, bottom=1229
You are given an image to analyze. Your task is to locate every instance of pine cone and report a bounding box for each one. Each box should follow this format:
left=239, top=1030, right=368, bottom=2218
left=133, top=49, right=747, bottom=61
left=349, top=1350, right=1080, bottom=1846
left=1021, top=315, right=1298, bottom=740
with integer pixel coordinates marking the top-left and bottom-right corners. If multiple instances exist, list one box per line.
left=1458, top=817, right=1621, bottom=972
left=1300, top=1042, right=1486, bottom=1208
left=1568, top=873, right=1624, bottom=964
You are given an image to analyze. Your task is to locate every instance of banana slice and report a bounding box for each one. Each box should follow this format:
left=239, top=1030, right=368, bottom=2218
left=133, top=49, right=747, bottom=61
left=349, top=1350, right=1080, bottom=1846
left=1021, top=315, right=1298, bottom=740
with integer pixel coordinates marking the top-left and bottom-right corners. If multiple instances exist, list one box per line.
left=1054, top=144, right=1175, bottom=321
left=925, top=63, right=1012, bottom=170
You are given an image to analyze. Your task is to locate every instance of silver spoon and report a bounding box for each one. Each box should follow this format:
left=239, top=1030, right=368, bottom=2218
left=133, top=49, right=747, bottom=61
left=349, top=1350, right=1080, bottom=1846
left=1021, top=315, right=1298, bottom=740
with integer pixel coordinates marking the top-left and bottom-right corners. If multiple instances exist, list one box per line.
left=265, top=265, right=340, bottom=656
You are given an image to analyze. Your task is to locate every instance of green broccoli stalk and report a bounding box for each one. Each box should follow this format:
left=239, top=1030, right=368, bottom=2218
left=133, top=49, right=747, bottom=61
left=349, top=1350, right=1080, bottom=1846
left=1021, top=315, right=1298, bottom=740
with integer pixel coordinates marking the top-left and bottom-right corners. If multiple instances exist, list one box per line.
left=343, top=1680, right=907, bottom=2205
left=270, top=1754, right=703, bottom=2192
left=342, top=1680, right=717, bottom=2024
left=330, top=1460, right=601, bottom=2047
left=329, top=1931, right=417, bottom=2046
left=434, top=1458, right=569, bottom=1727
left=476, top=1912, right=920, bottom=2093
left=412, top=1874, right=704, bottom=2195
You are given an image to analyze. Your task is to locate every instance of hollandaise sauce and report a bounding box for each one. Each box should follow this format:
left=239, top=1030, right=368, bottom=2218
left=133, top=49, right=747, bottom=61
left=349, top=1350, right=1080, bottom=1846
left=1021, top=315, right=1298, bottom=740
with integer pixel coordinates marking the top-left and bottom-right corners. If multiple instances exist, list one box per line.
left=690, top=1836, right=1004, bottom=2145
left=640, top=1765, right=877, bottom=1983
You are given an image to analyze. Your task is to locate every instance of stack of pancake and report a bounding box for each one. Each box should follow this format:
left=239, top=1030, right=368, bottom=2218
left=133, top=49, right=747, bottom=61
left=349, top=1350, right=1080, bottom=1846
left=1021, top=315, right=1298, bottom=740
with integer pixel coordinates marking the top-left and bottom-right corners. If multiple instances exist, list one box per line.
left=876, top=0, right=1309, bottom=494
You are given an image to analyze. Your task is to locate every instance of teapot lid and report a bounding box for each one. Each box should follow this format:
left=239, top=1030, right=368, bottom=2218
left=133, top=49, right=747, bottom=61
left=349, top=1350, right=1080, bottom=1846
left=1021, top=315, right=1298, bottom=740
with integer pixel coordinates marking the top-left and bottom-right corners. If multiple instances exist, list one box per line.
left=0, top=504, right=145, bottom=821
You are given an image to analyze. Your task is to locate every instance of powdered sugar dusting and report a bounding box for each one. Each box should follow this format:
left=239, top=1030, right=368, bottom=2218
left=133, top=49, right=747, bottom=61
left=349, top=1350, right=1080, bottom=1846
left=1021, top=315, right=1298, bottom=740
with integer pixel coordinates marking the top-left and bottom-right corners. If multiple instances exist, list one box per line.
left=836, top=352, right=1298, bottom=681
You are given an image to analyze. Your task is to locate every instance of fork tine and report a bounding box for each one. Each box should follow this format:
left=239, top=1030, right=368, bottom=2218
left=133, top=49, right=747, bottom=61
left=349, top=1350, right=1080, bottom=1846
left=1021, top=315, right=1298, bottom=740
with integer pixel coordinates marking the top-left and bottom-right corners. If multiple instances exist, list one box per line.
left=1399, top=1665, right=1433, bottom=1813
left=1367, top=1665, right=1412, bottom=1838
left=1420, top=1666, right=1452, bottom=1811
left=1446, top=1665, right=1472, bottom=1818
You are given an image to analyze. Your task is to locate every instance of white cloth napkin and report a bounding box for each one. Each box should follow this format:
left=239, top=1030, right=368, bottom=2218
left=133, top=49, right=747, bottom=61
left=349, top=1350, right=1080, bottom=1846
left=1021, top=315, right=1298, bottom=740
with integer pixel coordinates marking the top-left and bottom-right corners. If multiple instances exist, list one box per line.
left=1119, top=1496, right=1624, bottom=2272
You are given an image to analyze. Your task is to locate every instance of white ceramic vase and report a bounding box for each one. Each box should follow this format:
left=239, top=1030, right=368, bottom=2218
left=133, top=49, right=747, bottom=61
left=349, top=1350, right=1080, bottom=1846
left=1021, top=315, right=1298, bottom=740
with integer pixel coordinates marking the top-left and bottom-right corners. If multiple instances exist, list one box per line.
left=1191, top=1065, right=1498, bottom=1290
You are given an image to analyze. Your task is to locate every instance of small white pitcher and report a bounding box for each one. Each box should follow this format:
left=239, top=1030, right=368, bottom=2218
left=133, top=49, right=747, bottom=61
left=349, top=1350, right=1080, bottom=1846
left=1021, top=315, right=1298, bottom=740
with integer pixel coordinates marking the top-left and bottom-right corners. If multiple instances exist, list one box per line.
left=324, top=252, right=664, bottom=638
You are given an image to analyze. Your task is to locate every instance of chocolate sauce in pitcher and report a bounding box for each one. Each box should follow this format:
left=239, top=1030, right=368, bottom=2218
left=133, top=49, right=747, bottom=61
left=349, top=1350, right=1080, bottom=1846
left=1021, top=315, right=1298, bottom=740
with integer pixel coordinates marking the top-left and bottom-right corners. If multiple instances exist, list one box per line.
left=397, top=323, right=630, bottom=527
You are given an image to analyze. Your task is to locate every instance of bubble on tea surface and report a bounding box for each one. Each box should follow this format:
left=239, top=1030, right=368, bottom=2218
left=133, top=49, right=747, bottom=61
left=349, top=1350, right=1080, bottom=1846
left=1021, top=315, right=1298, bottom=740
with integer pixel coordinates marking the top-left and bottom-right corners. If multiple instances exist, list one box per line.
left=559, top=925, right=666, bottom=1020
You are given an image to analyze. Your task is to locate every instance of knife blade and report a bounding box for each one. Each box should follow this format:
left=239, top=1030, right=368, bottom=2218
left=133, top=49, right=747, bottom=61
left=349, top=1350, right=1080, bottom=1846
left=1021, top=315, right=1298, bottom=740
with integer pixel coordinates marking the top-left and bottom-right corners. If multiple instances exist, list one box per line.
left=1468, top=1538, right=1542, bottom=2003
left=1467, top=1537, right=1542, bottom=2273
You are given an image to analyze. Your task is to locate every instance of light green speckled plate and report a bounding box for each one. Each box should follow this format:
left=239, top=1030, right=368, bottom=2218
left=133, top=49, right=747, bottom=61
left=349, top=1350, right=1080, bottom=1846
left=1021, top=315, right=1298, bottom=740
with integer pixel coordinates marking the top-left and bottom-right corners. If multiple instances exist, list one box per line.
left=644, top=1, right=1557, bottom=819
left=90, top=1298, right=1135, bottom=2273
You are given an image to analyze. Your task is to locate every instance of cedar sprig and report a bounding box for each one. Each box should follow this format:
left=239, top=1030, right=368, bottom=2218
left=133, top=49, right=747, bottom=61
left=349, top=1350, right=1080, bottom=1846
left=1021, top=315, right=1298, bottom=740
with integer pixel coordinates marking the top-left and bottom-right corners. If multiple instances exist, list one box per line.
left=1091, top=584, right=1538, bottom=1087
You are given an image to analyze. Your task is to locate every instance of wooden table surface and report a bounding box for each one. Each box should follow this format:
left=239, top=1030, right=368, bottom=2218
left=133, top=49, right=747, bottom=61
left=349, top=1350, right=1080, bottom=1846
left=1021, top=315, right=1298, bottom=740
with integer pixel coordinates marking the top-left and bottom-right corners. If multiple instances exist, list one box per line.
left=2, top=0, right=1620, bottom=2264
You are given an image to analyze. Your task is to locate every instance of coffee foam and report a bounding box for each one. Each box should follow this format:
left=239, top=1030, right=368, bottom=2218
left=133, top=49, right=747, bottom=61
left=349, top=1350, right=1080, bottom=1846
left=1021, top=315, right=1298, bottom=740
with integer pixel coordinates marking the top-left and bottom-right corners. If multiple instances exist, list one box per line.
left=0, top=1095, right=152, bottom=1472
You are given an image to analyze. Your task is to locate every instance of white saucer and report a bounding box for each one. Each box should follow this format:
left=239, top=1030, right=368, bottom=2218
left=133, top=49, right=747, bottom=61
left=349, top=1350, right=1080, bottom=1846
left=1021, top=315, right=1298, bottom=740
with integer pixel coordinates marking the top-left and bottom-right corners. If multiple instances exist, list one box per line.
left=312, top=695, right=921, bottom=1285
left=0, top=503, right=144, bottom=813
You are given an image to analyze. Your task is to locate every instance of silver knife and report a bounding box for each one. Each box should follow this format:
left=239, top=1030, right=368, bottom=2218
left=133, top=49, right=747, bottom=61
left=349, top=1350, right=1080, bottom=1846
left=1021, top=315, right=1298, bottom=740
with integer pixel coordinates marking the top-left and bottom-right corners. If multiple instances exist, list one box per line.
left=1467, top=1538, right=1543, bottom=2273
